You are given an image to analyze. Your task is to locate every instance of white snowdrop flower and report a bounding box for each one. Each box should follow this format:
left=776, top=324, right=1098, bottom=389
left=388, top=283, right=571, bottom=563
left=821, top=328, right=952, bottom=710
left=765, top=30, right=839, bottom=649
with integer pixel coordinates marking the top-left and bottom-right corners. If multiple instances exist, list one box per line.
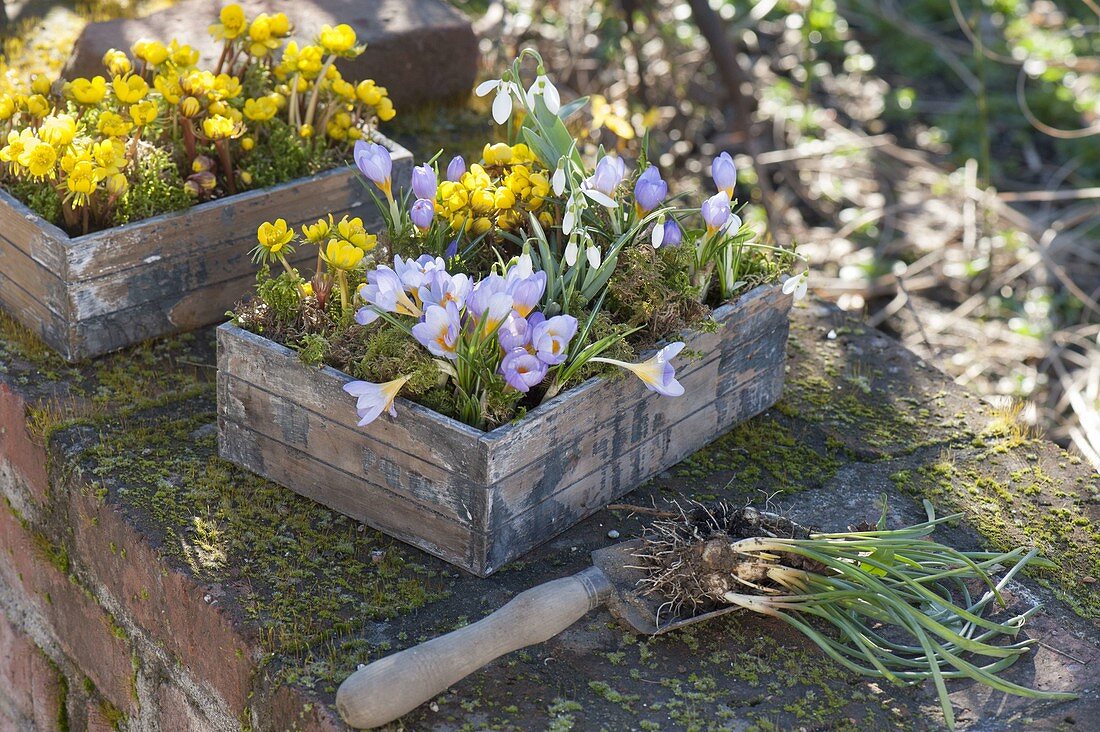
left=782, top=271, right=809, bottom=301
left=475, top=78, right=519, bottom=125
left=526, top=69, right=561, bottom=114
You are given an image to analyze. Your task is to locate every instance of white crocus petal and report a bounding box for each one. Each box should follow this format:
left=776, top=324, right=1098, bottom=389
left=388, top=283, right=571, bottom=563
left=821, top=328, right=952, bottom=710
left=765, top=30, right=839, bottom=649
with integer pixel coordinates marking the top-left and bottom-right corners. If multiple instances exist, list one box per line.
left=586, top=245, right=601, bottom=268
left=582, top=188, right=618, bottom=208
left=564, top=238, right=579, bottom=266
left=492, top=87, right=513, bottom=125
left=552, top=165, right=567, bottom=196
left=724, top=214, right=743, bottom=234
left=475, top=79, right=501, bottom=97
left=651, top=222, right=665, bottom=248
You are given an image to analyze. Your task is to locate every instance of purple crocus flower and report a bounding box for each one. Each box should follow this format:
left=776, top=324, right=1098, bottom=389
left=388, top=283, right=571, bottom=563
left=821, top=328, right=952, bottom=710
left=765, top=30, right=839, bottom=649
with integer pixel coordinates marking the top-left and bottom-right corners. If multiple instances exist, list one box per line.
left=412, top=301, right=462, bottom=359
left=445, top=238, right=459, bottom=259
left=446, top=155, right=466, bottom=182
left=411, top=164, right=437, bottom=199
left=633, top=166, right=667, bottom=215
left=497, top=311, right=530, bottom=351
left=701, top=192, right=731, bottom=234
left=662, top=219, right=683, bottom=247
left=530, top=314, right=578, bottom=365
left=591, top=342, right=686, bottom=397
left=500, top=347, right=548, bottom=393
left=353, top=141, right=393, bottom=197
left=506, top=271, right=546, bottom=318
left=711, top=152, right=737, bottom=197
left=410, top=198, right=435, bottom=229
left=418, top=270, right=471, bottom=310
left=343, top=375, right=411, bottom=425
left=356, top=265, right=422, bottom=324
left=586, top=155, right=627, bottom=196
left=466, top=273, right=507, bottom=319
left=393, top=254, right=444, bottom=293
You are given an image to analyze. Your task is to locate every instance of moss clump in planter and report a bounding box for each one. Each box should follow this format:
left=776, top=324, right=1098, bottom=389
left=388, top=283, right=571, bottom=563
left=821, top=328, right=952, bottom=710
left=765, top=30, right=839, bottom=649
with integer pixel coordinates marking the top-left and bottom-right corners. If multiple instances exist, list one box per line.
left=0, top=4, right=395, bottom=236
left=233, top=49, right=801, bottom=431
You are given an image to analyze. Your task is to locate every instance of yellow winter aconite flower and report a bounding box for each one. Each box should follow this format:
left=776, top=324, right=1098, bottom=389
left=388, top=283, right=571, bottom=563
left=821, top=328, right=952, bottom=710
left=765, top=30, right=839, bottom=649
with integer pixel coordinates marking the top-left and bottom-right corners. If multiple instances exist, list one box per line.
left=243, top=97, right=277, bottom=122
left=69, top=76, right=108, bottom=105
left=209, top=4, right=247, bottom=41
left=376, top=97, right=395, bottom=121
left=240, top=137, right=255, bottom=151
left=319, top=24, right=357, bottom=54
left=247, top=14, right=282, bottom=57
left=256, top=218, right=294, bottom=254
left=96, top=111, right=133, bottom=138
left=213, top=74, right=242, bottom=100
left=334, top=215, right=376, bottom=251
left=130, top=101, right=158, bottom=127
left=106, top=172, right=129, bottom=196
left=39, top=114, right=77, bottom=148
left=202, top=114, right=237, bottom=139
left=103, top=49, right=132, bottom=76
left=153, top=73, right=182, bottom=104
left=30, top=75, right=52, bottom=96
left=91, top=139, right=126, bottom=177
left=483, top=142, right=512, bottom=166
left=132, top=39, right=169, bottom=66
left=0, top=129, right=34, bottom=166
left=112, top=74, right=148, bottom=104
left=20, top=140, right=58, bottom=179
left=355, top=79, right=382, bottom=106
left=179, top=96, right=201, bottom=117
left=322, top=239, right=365, bottom=270
left=168, top=40, right=200, bottom=68
left=66, top=160, right=98, bottom=196
left=24, top=94, right=49, bottom=118
left=0, top=95, right=14, bottom=121
left=301, top=217, right=331, bottom=243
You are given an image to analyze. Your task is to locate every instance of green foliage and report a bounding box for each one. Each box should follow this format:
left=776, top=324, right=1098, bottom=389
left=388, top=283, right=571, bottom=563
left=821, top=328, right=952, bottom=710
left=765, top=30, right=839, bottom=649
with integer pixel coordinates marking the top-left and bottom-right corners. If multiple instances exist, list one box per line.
left=111, top=146, right=191, bottom=226
left=244, top=118, right=339, bottom=191
left=295, top=333, right=328, bottom=366
left=6, top=177, right=62, bottom=226
left=256, top=267, right=304, bottom=325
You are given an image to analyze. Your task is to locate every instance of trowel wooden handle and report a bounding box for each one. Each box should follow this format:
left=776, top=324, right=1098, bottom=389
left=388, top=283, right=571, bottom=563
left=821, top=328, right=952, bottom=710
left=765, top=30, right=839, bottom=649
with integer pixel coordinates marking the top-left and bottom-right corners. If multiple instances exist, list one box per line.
left=336, top=566, right=612, bottom=729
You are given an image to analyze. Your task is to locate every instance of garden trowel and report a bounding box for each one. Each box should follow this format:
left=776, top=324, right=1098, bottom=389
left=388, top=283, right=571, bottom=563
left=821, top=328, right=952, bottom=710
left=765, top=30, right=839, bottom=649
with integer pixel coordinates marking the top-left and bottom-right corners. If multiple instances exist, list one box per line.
left=335, top=538, right=737, bottom=729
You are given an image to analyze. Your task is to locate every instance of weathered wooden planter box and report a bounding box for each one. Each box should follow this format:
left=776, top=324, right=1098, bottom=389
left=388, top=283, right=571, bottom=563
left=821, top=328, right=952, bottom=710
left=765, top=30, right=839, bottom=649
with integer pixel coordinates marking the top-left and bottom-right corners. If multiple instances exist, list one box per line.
left=217, top=283, right=793, bottom=576
left=0, top=135, right=412, bottom=361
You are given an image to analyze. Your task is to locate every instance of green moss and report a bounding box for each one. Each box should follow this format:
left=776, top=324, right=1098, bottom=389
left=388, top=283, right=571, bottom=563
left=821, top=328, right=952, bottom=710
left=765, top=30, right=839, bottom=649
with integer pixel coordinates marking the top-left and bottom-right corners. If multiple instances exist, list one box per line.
left=244, top=118, right=338, bottom=191
left=892, top=437, right=1100, bottom=618
left=71, top=397, right=444, bottom=692
left=111, top=146, right=192, bottom=227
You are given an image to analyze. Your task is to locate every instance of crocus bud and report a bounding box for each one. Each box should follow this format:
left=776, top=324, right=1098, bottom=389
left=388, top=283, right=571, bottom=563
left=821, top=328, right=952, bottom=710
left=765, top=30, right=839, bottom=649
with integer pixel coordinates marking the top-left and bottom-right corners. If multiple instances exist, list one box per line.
left=446, top=155, right=466, bottom=182
left=701, top=192, right=731, bottom=234
left=410, top=198, right=435, bottom=229
left=633, top=166, right=668, bottom=215
left=411, top=163, right=437, bottom=199
left=662, top=219, right=683, bottom=247
left=711, top=151, right=736, bottom=197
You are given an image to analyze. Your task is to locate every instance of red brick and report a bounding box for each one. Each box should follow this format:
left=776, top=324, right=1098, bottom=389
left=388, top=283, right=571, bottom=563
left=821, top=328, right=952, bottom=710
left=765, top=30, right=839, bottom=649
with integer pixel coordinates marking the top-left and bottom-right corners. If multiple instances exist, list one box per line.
left=85, top=700, right=123, bottom=732
left=259, top=684, right=346, bottom=732
left=0, top=384, right=50, bottom=506
left=0, top=504, right=135, bottom=717
left=154, top=680, right=219, bottom=732
left=65, top=487, right=255, bottom=716
left=0, top=611, right=65, bottom=732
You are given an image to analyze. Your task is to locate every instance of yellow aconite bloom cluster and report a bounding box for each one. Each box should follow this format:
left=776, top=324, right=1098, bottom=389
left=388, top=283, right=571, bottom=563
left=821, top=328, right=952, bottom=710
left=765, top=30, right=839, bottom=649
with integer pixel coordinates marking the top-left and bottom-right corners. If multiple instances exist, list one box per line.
left=332, top=215, right=377, bottom=251
left=322, top=239, right=365, bottom=271
left=132, top=40, right=170, bottom=67
left=245, top=12, right=292, bottom=58
left=319, top=24, right=358, bottom=55
left=243, top=96, right=278, bottom=122
left=436, top=144, right=552, bottom=234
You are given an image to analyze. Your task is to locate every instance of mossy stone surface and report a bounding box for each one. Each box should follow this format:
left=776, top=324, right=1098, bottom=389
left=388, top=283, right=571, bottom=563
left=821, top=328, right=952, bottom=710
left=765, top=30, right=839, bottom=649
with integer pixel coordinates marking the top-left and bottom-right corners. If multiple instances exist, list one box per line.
left=1, top=302, right=1097, bottom=730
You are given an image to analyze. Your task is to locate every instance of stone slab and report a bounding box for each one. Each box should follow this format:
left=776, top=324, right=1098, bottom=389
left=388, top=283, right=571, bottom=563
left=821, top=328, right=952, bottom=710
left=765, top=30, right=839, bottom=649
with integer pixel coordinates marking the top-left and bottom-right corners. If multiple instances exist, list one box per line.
left=0, top=302, right=1096, bottom=730
left=64, top=0, right=479, bottom=109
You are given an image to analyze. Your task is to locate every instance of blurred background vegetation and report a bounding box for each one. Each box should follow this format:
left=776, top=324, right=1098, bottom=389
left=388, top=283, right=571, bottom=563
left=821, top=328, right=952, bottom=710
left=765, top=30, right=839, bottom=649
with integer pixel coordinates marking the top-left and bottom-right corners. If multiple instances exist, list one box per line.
left=3, top=0, right=1100, bottom=471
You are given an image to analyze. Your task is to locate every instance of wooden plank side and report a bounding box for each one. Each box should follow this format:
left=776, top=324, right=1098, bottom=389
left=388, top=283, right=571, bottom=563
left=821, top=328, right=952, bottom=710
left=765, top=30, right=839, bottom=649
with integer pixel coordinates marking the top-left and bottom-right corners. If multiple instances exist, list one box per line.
left=483, top=320, right=789, bottom=572
left=217, top=324, right=490, bottom=484
left=0, top=259, right=70, bottom=357
left=481, top=284, right=793, bottom=484
left=218, top=417, right=478, bottom=572
left=0, top=188, right=68, bottom=275
left=220, top=372, right=478, bottom=526
left=486, top=311, right=788, bottom=530
left=66, top=136, right=413, bottom=283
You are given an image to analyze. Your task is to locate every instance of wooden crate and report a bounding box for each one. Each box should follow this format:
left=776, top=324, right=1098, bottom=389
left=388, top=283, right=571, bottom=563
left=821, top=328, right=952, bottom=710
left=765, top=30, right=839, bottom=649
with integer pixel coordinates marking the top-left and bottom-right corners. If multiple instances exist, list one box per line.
left=0, top=135, right=412, bottom=361
left=217, top=283, right=793, bottom=576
